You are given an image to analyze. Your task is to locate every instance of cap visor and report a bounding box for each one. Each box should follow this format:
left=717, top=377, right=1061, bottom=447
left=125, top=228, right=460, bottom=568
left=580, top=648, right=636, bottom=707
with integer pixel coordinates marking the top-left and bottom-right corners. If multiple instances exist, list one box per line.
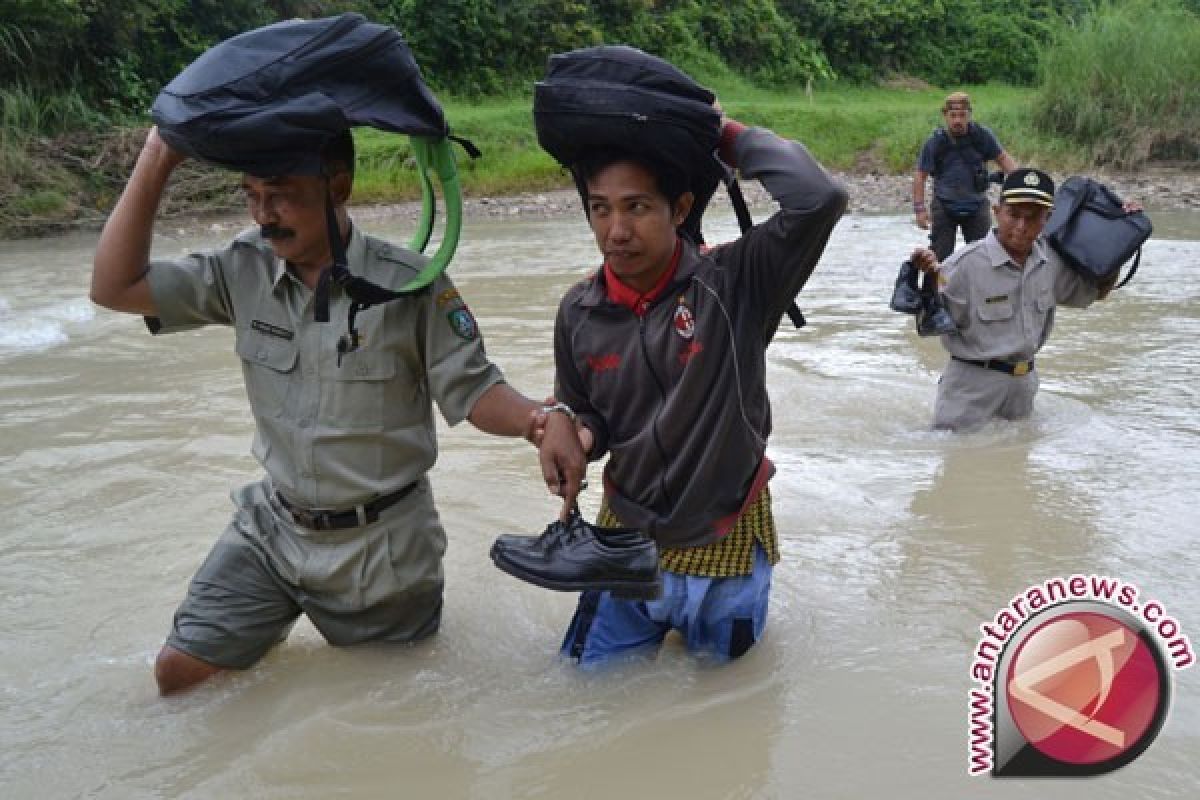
left=1002, top=190, right=1054, bottom=207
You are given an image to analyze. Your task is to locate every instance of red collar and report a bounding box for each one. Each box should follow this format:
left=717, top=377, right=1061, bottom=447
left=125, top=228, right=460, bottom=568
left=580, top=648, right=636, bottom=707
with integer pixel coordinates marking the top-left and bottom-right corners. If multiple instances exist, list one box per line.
left=603, top=240, right=682, bottom=316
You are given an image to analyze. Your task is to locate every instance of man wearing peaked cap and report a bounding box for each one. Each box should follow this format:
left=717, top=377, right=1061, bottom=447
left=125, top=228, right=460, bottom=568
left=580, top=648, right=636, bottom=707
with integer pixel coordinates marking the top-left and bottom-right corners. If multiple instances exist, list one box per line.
left=908, top=166, right=1140, bottom=432
left=1001, top=167, right=1055, bottom=207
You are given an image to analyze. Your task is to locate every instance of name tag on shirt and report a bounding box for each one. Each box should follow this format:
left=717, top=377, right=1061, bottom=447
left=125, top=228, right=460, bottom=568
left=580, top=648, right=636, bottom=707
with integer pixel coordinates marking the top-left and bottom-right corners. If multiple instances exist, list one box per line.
left=252, top=320, right=295, bottom=340
left=984, top=294, right=1010, bottom=305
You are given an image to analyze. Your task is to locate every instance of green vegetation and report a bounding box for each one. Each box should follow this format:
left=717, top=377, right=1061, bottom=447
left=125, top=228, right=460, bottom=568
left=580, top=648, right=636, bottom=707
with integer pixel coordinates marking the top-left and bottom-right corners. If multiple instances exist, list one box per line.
left=1, top=0, right=1197, bottom=236
left=349, top=82, right=1101, bottom=207
left=1033, top=0, right=1200, bottom=167
left=0, top=1, right=1093, bottom=107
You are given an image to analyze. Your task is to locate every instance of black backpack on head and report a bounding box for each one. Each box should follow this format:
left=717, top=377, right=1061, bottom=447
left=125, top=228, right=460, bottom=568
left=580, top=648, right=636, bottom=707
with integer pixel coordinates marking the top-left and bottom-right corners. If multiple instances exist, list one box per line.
left=150, top=13, right=477, bottom=358
left=1044, top=176, right=1152, bottom=289
left=534, top=45, right=724, bottom=245
left=151, top=13, right=448, bottom=176
left=534, top=45, right=806, bottom=327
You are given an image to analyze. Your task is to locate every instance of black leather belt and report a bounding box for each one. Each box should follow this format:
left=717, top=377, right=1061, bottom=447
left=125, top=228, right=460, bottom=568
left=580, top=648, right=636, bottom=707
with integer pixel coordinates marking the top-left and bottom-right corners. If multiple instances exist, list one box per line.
left=952, top=355, right=1035, bottom=376
left=276, top=482, right=417, bottom=530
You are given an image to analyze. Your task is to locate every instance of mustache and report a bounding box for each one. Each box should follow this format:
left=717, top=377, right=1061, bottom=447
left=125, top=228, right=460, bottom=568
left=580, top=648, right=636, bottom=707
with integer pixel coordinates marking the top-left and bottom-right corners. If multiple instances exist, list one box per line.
left=260, top=224, right=296, bottom=240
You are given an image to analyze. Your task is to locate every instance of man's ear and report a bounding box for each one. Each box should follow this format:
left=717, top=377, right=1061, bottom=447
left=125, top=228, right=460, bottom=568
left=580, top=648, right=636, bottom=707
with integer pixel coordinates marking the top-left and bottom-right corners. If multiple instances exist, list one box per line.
left=672, top=191, right=695, bottom=226
left=329, top=170, right=353, bottom=206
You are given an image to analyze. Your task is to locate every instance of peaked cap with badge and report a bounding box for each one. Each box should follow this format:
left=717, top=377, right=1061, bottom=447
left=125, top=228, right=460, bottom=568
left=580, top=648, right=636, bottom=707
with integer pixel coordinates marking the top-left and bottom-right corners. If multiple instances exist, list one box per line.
left=1001, top=168, right=1055, bottom=208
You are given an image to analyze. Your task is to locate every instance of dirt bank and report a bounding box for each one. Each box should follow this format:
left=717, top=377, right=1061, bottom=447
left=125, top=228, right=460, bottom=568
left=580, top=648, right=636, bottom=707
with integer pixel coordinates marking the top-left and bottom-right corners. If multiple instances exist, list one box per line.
left=351, top=166, right=1200, bottom=228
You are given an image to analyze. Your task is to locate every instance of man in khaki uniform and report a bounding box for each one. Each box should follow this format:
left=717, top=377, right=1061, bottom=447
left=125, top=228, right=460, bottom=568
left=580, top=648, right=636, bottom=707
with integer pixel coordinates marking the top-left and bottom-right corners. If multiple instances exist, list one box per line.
left=91, top=128, right=585, bottom=694
left=911, top=168, right=1131, bottom=431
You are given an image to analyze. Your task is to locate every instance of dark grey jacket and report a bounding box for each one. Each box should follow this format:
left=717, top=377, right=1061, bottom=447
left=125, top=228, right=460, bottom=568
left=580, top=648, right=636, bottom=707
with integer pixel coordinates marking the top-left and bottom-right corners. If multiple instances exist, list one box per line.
left=554, top=127, right=848, bottom=549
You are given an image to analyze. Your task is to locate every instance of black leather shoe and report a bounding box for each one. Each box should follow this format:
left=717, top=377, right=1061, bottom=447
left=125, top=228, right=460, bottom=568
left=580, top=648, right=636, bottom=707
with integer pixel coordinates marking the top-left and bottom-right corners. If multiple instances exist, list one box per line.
left=491, top=511, right=661, bottom=600
left=889, top=260, right=922, bottom=314
left=917, top=292, right=957, bottom=336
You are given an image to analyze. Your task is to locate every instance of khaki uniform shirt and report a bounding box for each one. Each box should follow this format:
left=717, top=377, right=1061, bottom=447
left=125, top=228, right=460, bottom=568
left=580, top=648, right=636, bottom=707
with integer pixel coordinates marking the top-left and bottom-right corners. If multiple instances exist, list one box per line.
left=939, top=231, right=1098, bottom=362
left=145, top=223, right=503, bottom=509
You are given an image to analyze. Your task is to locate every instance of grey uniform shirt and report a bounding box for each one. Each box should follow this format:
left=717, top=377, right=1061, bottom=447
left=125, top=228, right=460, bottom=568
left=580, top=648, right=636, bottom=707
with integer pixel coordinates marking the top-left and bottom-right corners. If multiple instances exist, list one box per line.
left=144, top=223, right=503, bottom=509
left=938, top=230, right=1099, bottom=362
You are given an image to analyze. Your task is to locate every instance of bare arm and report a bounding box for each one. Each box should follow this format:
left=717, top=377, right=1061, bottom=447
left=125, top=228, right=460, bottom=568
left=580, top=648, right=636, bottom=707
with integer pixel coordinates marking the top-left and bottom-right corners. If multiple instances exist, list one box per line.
left=91, top=127, right=185, bottom=316
left=468, top=383, right=588, bottom=520
left=467, top=382, right=541, bottom=437
left=912, top=168, right=930, bottom=230
left=996, top=151, right=1018, bottom=174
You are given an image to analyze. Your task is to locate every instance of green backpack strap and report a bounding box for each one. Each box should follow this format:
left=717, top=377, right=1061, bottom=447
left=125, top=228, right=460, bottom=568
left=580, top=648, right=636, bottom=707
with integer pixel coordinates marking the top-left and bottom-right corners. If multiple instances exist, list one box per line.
left=315, top=135, right=470, bottom=362
left=403, top=135, right=464, bottom=289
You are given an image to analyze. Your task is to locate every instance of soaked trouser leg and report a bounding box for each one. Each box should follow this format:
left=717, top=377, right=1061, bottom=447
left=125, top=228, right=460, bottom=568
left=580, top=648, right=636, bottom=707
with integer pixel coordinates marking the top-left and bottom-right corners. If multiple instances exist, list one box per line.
left=997, top=368, right=1039, bottom=421
left=561, top=544, right=773, bottom=668
left=166, top=478, right=445, bottom=669
left=933, top=358, right=1016, bottom=432
left=929, top=198, right=962, bottom=262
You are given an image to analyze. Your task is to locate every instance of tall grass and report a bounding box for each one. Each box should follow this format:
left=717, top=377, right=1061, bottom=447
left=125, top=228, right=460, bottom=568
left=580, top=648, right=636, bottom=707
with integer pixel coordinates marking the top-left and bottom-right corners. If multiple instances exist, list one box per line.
left=1033, top=0, right=1200, bottom=167
left=349, top=83, right=1055, bottom=203
left=1, top=85, right=104, bottom=140
left=1, top=86, right=108, bottom=230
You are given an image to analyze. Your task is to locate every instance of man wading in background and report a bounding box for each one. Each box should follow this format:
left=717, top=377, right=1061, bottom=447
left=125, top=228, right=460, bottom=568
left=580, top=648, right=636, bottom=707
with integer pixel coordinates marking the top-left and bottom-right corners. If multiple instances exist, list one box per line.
left=892, top=92, right=1019, bottom=333
left=914, top=92, right=1017, bottom=259
left=910, top=167, right=1140, bottom=431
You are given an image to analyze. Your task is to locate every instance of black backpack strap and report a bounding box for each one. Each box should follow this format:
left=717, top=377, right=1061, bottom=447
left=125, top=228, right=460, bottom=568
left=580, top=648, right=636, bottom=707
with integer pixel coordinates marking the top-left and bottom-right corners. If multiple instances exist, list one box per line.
left=932, top=125, right=986, bottom=176
left=313, top=188, right=428, bottom=365
left=725, top=172, right=754, bottom=233
left=449, top=133, right=481, bottom=160
left=1116, top=248, right=1141, bottom=289
left=722, top=170, right=805, bottom=329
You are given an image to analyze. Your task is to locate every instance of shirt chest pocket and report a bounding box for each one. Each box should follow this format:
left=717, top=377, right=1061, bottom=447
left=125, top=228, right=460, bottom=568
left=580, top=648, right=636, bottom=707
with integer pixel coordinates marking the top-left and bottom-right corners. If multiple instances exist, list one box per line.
left=975, top=299, right=1014, bottom=323
left=235, top=328, right=298, bottom=418
left=321, top=350, right=402, bottom=432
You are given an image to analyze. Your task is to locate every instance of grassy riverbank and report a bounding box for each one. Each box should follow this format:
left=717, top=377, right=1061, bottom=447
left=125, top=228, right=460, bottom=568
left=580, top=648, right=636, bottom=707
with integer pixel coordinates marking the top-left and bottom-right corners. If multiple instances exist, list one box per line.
left=1, top=81, right=1085, bottom=237
left=353, top=82, right=1085, bottom=205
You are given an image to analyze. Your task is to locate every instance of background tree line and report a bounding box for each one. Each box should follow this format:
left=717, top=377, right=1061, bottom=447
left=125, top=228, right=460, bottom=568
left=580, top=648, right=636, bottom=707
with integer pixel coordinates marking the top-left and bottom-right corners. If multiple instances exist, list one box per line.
left=2, top=0, right=1196, bottom=237
left=1, top=0, right=1113, bottom=113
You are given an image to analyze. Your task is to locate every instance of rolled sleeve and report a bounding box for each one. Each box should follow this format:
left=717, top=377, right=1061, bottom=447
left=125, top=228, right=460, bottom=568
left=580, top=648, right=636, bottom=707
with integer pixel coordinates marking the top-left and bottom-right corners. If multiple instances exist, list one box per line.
left=939, top=256, right=972, bottom=331
left=422, top=275, right=504, bottom=426
left=143, top=251, right=236, bottom=333
left=1051, top=253, right=1100, bottom=308
left=917, top=137, right=937, bottom=173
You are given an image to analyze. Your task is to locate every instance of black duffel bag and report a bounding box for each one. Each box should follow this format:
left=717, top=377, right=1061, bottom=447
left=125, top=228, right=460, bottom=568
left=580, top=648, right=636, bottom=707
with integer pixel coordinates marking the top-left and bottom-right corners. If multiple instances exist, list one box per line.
left=151, top=12, right=448, bottom=177
left=1044, top=176, right=1152, bottom=289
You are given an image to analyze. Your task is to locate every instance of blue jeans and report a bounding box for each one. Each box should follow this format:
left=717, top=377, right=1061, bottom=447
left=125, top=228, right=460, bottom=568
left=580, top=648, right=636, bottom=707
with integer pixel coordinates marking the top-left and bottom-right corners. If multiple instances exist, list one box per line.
left=560, top=543, right=773, bottom=667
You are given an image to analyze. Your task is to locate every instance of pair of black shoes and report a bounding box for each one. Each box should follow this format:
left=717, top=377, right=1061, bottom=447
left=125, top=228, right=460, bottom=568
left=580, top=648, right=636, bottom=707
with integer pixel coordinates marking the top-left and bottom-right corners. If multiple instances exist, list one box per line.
left=491, top=509, right=662, bottom=600
left=889, top=260, right=956, bottom=336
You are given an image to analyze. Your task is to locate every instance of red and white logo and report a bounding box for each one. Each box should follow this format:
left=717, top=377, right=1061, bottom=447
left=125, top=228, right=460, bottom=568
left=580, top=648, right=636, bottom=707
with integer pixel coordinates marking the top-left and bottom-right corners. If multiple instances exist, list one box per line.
left=673, top=301, right=695, bottom=340
left=967, top=588, right=1185, bottom=778
left=1005, top=610, right=1164, bottom=768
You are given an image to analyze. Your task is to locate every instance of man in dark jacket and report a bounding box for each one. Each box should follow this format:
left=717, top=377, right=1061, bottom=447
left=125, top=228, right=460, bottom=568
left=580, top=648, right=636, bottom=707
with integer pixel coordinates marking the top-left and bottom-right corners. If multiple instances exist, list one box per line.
left=540, top=110, right=848, bottom=666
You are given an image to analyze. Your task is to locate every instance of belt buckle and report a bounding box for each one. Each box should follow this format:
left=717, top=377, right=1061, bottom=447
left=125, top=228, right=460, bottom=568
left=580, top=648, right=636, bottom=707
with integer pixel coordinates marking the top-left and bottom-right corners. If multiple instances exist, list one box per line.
left=1012, top=361, right=1030, bottom=377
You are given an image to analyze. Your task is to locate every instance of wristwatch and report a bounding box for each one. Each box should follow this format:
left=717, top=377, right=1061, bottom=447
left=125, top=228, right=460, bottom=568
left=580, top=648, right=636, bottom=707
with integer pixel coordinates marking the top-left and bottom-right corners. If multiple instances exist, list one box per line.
left=541, top=401, right=577, bottom=422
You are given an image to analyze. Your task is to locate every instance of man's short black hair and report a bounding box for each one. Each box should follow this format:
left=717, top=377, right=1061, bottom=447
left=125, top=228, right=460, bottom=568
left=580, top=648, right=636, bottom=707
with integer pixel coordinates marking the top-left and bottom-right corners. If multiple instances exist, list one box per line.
left=570, top=148, right=689, bottom=211
left=321, top=130, right=355, bottom=178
